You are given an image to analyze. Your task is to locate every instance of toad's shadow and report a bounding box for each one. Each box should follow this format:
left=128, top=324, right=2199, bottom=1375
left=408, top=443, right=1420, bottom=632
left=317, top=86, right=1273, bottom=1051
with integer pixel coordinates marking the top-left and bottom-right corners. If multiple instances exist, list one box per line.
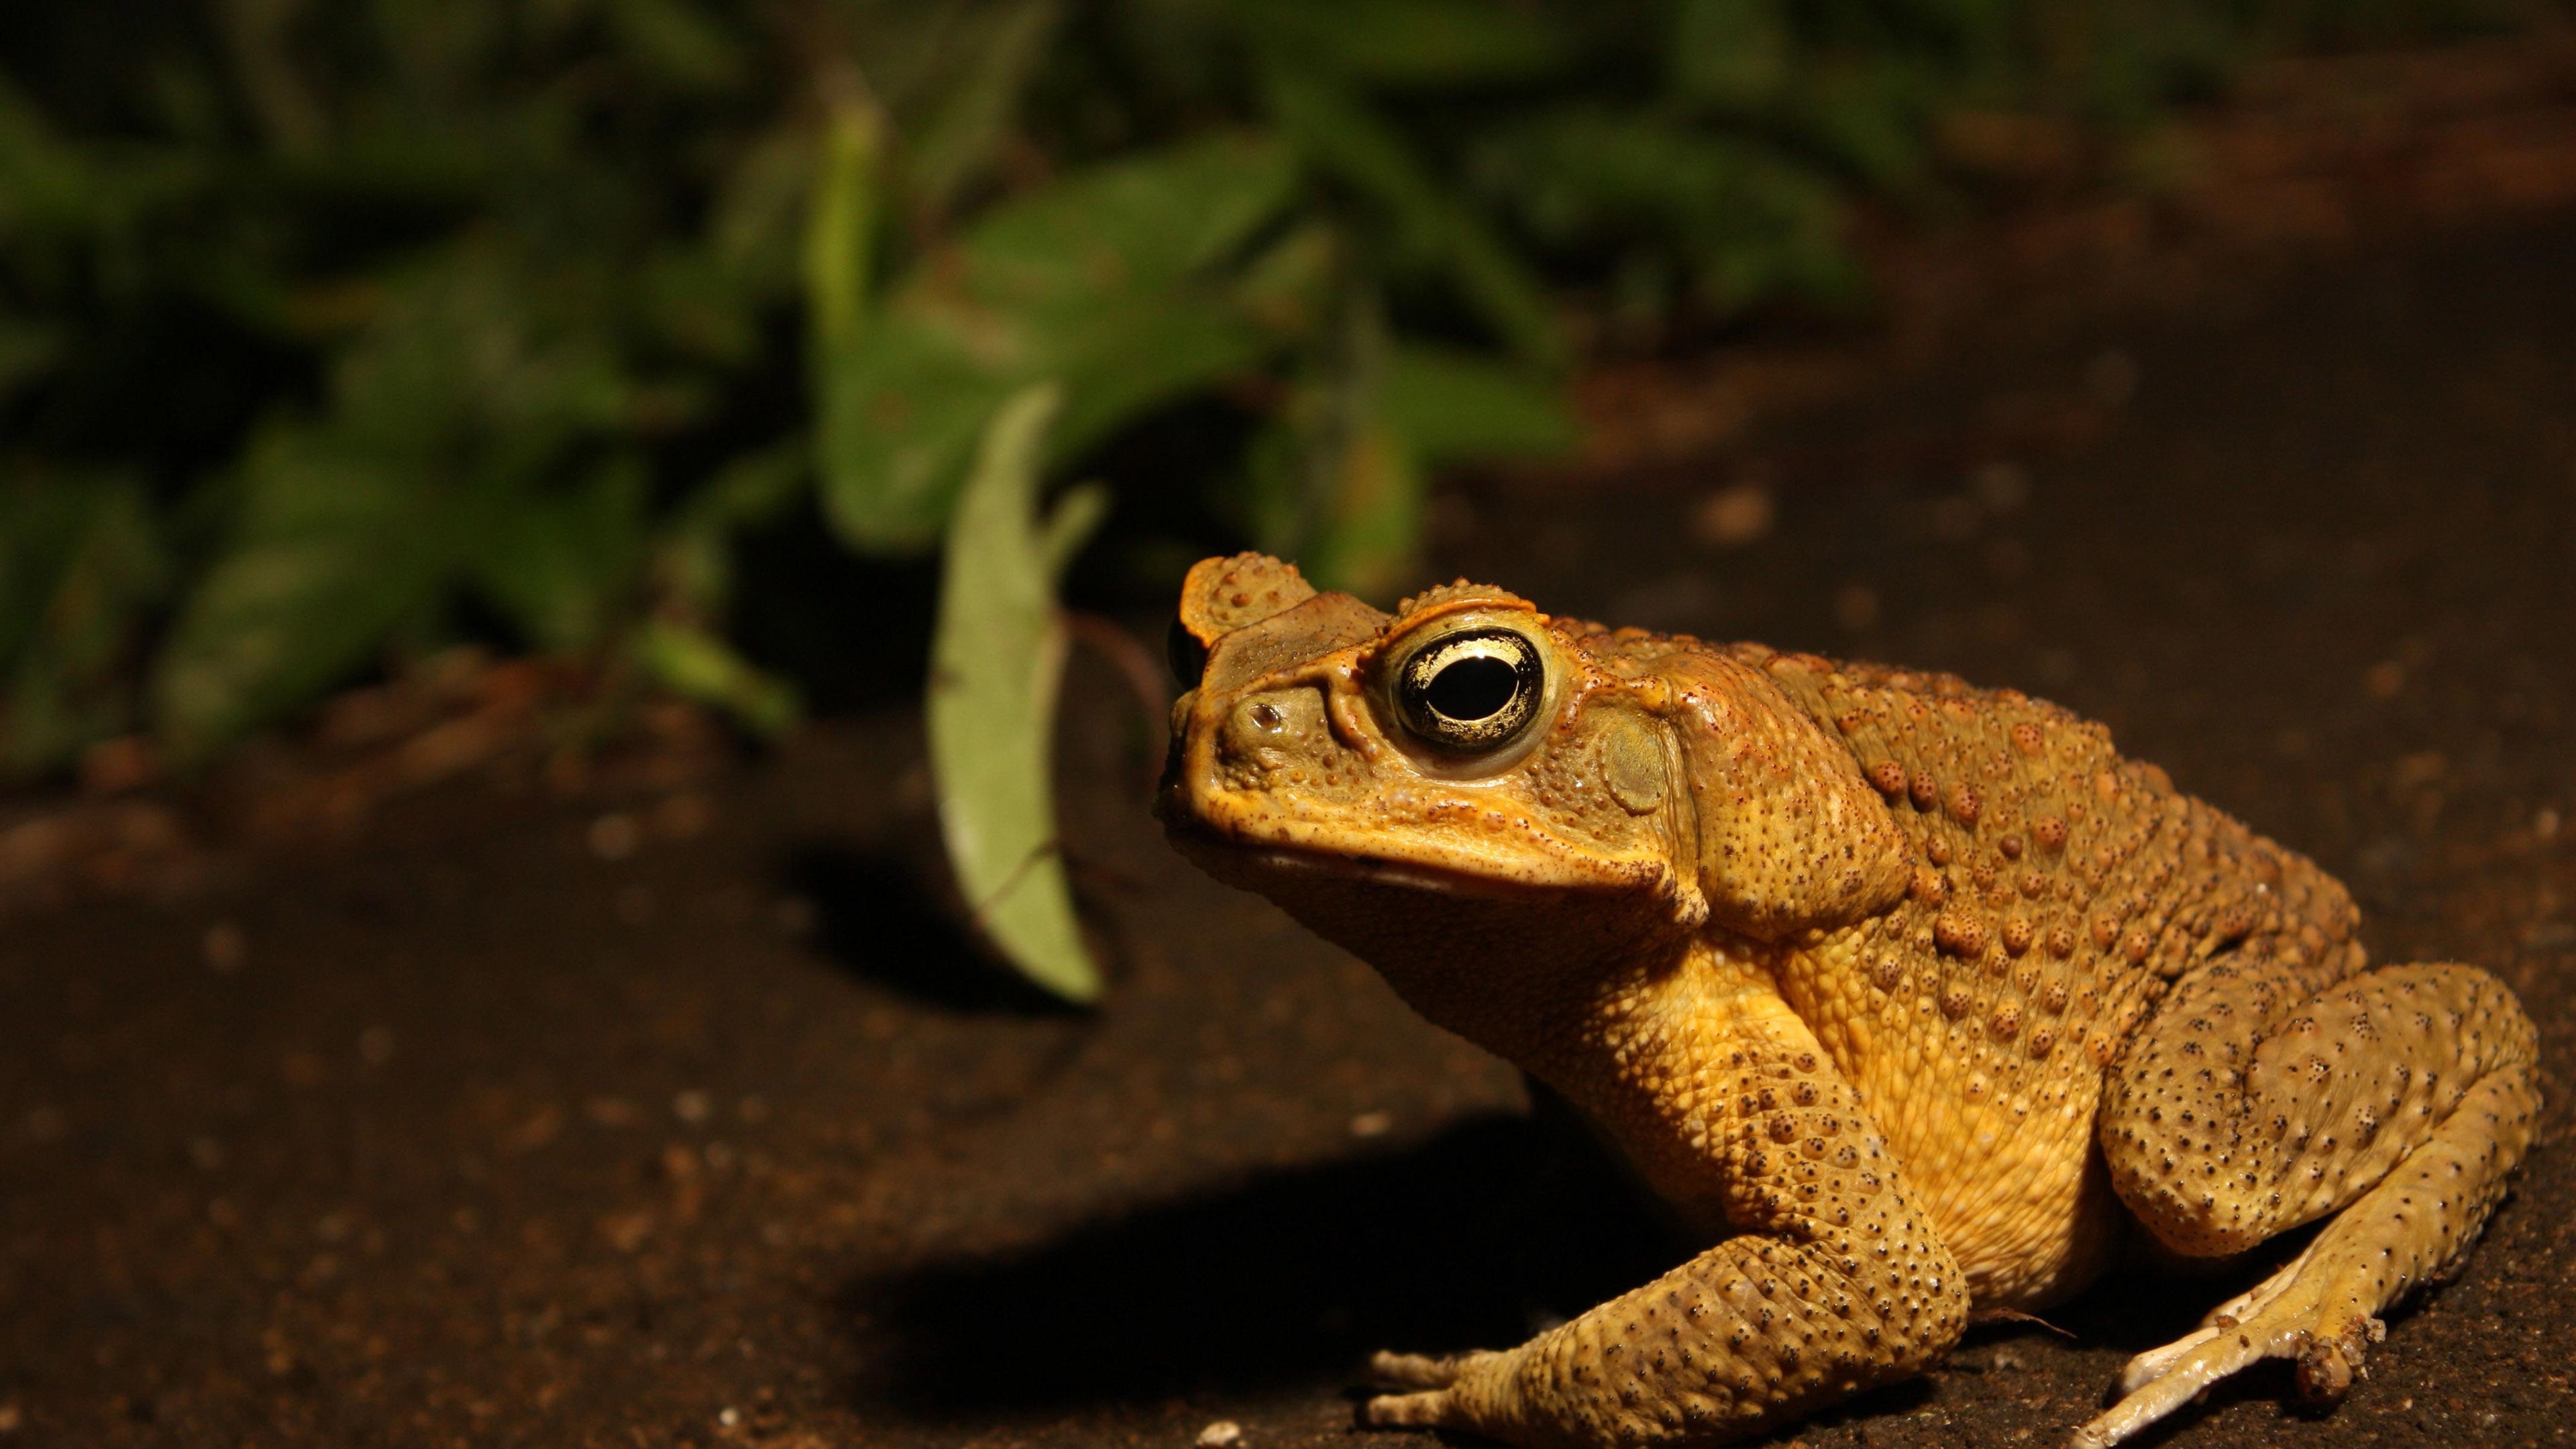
left=859, top=1110, right=1678, bottom=1411
left=858, top=1107, right=2294, bottom=1417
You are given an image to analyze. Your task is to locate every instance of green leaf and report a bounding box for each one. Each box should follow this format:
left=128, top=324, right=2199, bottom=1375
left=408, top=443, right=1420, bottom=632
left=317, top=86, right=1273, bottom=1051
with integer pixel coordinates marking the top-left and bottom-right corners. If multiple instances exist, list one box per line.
left=1670, top=0, right=1792, bottom=107
left=926, top=382, right=1103, bottom=1003
left=213, top=0, right=328, bottom=156
left=1380, top=344, right=1577, bottom=464
left=1233, top=219, right=1344, bottom=339
left=0, top=478, right=168, bottom=776
left=152, top=429, right=453, bottom=759
left=143, top=236, right=656, bottom=757
left=816, top=330, right=1017, bottom=552
left=633, top=618, right=800, bottom=737
left=656, top=442, right=809, bottom=616
left=955, top=131, right=1297, bottom=302
left=709, top=123, right=817, bottom=292
left=1036, top=480, right=1110, bottom=580
left=1260, top=64, right=1564, bottom=368
left=0, top=316, right=62, bottom=400
left=816, top=133, right=1295, bottom=553
left=902, top=0, right=1059, bottom=221
left=327, top=244, right=635, bottom=462
left=1299, top=419, right=1422, bottom=602
left=1043, top=291, right=1273, bottom=460
left=1477, top=109, right=1853, bottom=311
left=1240, top=291, right=1424, bottom=599
left=0, top=481, right=91, bottom=666
left=0, top=74, right=102, bottom=237
left=472, top=459, right=649, bottom=653
left=600, top=0, right=749, bottom=93
left=1794, top=58, right=1942, bottom=187
left=637, top=246, right=765, bottom=365
left=803, top=99, right=883, bottom=356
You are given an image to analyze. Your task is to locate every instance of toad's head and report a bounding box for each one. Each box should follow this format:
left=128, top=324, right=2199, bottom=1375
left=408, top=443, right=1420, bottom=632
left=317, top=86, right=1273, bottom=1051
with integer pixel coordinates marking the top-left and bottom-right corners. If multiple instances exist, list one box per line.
left=1155, top=553, right=1711, bottom=1029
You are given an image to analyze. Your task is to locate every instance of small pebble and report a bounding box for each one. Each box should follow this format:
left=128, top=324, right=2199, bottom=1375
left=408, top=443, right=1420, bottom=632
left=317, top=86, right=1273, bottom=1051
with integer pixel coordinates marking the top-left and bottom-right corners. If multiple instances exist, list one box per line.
left=2086, top=348, right=2139, bottom=404
left=1972, top=461, right=2029, bottom=512
left=80, top=735, right=158, bottom=795
left=203, top=922, right=246, bottom=973
left=1927, top=494, right=1982, bottom=541
left=586, top=1097, right=643, bottom=1128
left=1693, top=484, right=1774, bottom=549
left=600, top=1210, right=653, bottom=1252
left=588, top=812, right=640, bottom=861
left=1348, top=1111, right=1392, bottom=1139
left=1196, top=1421, right=1242, bottom=1447
left=773, top=896, right=817, bottom=936
left=655, top=792, right=714, bottom=840
left=1834, top=585, right=1880, bottom=631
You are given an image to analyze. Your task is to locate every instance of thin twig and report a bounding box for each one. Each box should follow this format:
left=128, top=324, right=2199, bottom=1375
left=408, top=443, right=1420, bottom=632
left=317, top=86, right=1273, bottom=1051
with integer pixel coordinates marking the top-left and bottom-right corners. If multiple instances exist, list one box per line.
left=1063, top=612, right=1173, bottom=798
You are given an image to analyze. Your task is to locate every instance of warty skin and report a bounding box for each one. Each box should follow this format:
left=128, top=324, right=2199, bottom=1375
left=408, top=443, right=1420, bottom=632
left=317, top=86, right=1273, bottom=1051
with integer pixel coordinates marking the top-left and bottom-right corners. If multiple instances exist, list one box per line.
left=1159, top=553, right=2538, bottom=1449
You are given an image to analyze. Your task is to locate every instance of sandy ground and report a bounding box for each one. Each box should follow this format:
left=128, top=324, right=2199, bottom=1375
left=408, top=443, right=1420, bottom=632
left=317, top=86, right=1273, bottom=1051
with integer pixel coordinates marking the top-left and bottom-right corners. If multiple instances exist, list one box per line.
left=5, top=216, right=2575, bottom=1449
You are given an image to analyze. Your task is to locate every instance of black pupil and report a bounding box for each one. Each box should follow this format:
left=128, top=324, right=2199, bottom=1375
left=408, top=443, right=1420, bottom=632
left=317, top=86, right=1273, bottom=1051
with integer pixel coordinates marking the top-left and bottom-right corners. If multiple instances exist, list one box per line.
left=1426, top=655, right=1519, bottom=722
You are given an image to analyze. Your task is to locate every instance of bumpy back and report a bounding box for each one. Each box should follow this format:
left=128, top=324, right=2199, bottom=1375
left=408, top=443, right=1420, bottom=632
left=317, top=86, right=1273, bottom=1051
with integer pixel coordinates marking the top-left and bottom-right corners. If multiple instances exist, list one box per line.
left=1746, top=646, right=2365, bottom=1054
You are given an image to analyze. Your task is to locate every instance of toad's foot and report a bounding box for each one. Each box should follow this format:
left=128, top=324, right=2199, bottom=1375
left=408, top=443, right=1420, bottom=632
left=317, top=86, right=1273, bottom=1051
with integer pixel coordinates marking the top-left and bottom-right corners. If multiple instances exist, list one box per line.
left=1368, top=1348, right=1505, bottom=1390
left=1368, top=1350, right=1452, bottom=1390
left=1363, top=1348, right=1504, bottom=1421
left=2109, top=1239, right=2315, bottom=1394
left=2068, top=1242, right=2387, bottom=1449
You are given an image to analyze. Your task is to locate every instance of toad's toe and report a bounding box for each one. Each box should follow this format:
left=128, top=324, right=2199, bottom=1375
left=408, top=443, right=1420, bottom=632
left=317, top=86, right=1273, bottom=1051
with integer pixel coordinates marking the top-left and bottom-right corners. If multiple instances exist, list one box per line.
left=1364, top=1389, right=1454, bottom=1429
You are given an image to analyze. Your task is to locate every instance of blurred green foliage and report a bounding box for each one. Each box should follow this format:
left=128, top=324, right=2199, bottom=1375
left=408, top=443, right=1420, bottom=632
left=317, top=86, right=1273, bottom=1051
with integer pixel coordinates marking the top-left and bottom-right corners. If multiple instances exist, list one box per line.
left=0, top=0, right=2555, bottom=989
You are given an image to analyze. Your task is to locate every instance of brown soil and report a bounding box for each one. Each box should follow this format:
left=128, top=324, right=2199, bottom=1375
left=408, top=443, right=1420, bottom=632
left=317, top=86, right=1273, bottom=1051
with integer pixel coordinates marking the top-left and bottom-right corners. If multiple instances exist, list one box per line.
left=8, top=149, right=2576, bottom=1449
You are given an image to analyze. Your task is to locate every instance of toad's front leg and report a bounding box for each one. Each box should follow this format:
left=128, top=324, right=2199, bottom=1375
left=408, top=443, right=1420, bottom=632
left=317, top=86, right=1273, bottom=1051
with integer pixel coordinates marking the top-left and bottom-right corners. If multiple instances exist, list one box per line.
left=1364, top=1007, right=1970, bottom=1448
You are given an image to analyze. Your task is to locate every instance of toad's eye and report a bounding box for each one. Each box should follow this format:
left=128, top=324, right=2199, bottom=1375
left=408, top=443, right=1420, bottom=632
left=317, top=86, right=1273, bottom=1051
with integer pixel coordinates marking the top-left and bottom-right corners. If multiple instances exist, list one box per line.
left=1393, top=627, right=1546, bottom=754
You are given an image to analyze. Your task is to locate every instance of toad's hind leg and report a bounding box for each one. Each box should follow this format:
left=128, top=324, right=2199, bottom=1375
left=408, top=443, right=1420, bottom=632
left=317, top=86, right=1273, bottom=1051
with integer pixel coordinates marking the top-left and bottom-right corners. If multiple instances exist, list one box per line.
left=2072, top=961, right=2538, bottom=1448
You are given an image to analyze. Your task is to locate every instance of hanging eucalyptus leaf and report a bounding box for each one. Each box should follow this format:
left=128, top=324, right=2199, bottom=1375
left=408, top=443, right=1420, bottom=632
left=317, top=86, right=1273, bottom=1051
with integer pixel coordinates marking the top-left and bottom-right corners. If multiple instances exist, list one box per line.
left=925, top=382, right=1106, bottom=1003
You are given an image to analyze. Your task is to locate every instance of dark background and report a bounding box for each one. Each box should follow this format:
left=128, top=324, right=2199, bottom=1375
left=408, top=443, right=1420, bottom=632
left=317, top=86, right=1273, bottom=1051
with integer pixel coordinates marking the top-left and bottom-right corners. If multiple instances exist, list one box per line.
left=5, top=6, right=2576, bottom=1448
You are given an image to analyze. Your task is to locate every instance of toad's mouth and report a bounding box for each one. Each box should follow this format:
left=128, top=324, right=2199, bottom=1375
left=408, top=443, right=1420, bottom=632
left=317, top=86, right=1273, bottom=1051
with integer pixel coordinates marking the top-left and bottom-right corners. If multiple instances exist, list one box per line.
left=1236, top=843, right=1536, bottom=898
left=1163, top=814, right=1615, bottom=903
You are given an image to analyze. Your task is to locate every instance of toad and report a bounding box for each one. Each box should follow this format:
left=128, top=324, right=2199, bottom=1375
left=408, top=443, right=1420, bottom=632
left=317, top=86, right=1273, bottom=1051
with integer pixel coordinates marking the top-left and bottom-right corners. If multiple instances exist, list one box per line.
left=1157, top=553, right=2537, bottom=1448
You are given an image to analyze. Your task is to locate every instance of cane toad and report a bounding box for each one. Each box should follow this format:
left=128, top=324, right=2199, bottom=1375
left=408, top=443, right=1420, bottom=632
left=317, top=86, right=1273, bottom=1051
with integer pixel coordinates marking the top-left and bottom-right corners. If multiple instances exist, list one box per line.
left=1157, top=553, right=2538, bottom=1448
